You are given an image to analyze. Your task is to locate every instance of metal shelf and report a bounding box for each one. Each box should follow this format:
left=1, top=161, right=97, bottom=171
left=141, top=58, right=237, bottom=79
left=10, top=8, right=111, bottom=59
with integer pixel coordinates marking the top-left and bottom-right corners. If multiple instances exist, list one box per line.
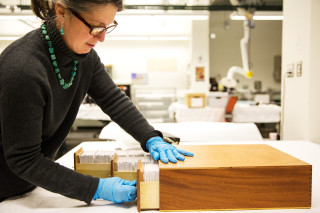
left=132, top=86, right=176, bottom=123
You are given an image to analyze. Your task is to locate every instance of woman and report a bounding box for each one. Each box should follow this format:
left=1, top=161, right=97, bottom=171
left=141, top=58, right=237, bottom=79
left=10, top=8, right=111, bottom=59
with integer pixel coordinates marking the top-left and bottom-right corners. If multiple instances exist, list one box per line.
left=0, top=0, right=193, bottom=204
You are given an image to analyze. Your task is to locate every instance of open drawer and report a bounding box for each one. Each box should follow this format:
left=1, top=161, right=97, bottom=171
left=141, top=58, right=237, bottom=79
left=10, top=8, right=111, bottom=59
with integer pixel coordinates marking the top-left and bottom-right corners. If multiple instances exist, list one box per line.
left=137, top=161, right=159, bottom=211
left=74, top=147, right=112, bottom=178
left=112, top=154, right=137, bottom=181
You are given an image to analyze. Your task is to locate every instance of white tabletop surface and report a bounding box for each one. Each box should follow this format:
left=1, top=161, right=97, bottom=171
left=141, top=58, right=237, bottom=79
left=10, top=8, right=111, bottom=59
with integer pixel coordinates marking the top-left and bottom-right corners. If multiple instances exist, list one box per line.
left=168, top=102, right=225, bottom=122
left=232, top=102, right=281, bottom=123
left=1, top=140, right=319, bottom=213
left=76, top=104, right=111, bottom=121
left=99, top=121, right=264, bottom=142
left=168, top=102, right=281, bottom=124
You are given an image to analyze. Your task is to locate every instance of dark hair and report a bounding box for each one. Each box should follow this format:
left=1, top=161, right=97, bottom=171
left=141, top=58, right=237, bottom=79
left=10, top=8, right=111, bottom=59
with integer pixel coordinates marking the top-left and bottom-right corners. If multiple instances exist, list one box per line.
left=31, top=0, right=123, bottom=21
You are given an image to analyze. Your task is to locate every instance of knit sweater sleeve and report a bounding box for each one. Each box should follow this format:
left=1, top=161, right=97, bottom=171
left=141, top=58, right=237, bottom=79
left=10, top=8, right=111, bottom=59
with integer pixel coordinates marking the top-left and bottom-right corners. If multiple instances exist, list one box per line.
left=87, top=51, right=162, bottom=152
left=0, top=50, right=98, bottom=204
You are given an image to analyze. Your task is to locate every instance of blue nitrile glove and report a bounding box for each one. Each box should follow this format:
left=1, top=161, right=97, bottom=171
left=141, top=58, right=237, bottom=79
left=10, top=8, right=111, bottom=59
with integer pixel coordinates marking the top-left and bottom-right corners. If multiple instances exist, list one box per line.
left=93, top=177, right=137, bottom=203
left=146, top=136, right=194, bottom=164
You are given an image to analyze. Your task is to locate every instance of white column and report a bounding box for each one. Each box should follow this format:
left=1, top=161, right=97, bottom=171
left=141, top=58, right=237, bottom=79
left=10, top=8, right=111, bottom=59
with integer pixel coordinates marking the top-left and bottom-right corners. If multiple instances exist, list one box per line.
left=189, top=17, right=210, bottom=92
left=281, top=0, right=320, bottom=143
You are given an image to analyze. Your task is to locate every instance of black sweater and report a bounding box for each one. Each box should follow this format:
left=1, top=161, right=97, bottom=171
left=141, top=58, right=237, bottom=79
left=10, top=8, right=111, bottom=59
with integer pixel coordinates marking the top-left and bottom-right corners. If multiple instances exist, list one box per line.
left=0, top=22, right=161, bottom=203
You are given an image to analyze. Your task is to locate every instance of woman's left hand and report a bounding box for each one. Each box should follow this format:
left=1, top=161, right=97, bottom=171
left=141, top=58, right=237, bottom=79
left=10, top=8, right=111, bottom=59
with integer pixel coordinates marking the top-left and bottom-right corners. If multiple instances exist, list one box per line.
left=146, top=136, right=194, bottom=163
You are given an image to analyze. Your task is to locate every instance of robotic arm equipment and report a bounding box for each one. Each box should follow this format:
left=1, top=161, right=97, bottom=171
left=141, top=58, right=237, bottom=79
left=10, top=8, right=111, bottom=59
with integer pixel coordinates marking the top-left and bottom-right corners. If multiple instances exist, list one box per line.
left=240, top=19, right=251, bottom=77
left=220, top=0, right=255, bottom=88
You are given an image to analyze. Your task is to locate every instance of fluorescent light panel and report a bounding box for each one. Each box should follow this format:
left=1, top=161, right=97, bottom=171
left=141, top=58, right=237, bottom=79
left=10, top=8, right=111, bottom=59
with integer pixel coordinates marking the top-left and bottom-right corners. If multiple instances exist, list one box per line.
left=0, top=10, right=208, bottom=21
left=0, top=36, right=189, bottom=41
left=117, top=14, right=208, bottom=20
left=230, top=11, right=283, bottom=21
left=0, top=15, right=39, bottom=20
left=0, top=36, right=21, bottom=40
left=150, top=36, right=188, bottom=40
left=107, top=36, right=149, bottom=40
left=107, top=36, right=189, bottom=40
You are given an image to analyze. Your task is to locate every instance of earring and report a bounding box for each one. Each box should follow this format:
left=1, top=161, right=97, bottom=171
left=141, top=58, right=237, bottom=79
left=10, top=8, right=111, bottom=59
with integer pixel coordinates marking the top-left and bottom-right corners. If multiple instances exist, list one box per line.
left=60, top=24, right=64, bottom=35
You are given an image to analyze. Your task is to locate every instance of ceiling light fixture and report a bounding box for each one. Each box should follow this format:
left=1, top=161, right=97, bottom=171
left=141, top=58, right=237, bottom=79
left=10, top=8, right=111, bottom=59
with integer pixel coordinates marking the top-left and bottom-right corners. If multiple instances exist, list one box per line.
left=106, top=36, right=189, bottom=41
left=0, top=36, right=21, bottom=40
left=0, top=14, right=39, bottom=21
left=230, top=11, right=283, bottom=21
left=117, top=14, right=208, bottom=21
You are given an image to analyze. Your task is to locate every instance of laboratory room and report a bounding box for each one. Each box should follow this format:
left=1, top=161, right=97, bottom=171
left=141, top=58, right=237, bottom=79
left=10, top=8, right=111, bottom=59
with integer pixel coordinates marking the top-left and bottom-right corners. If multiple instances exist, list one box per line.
left=0, top=0, right=320, bottom=212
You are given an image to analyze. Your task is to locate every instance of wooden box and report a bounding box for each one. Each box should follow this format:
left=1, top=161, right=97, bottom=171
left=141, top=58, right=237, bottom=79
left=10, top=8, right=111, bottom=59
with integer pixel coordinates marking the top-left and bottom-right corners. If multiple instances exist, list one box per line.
left=112, top=155, right=137, bottom=181
left=74, top=148, right=112, bottom=178
left=185, top=93, right=206, bottom=108
left=138, top=144, right=312, bottom=211
left=137, top=162, right=159, bottom=211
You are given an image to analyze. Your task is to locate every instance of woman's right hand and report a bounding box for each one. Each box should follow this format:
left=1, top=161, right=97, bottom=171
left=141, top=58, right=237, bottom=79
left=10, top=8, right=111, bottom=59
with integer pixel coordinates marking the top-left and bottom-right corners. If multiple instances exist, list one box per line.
left=93, top=177, right=137, bottom=203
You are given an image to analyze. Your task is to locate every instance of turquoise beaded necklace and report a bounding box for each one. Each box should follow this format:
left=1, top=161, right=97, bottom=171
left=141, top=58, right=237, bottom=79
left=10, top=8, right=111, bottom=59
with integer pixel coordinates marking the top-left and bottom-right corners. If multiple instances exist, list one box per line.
left=41, top=24, right=78, bottom=89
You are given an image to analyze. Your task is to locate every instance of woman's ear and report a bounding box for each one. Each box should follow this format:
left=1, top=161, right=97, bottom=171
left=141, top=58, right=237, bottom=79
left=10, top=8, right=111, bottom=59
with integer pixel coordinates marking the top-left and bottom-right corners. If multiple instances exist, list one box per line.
left=55, top=2, right=66, bottom=23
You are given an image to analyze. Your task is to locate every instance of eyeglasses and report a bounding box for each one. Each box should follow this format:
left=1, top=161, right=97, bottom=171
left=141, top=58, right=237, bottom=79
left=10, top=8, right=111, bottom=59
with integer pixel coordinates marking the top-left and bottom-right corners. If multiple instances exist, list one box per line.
left=69, top=9, right=118, bottom=36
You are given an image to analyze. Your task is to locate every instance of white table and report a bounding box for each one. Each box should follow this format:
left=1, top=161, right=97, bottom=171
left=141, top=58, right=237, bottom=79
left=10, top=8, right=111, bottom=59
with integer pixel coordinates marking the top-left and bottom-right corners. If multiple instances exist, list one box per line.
left=1, top=140, right=319, bottom=213
left=232, top=102, right=281, bottom=123
left=76, top=104, right=110, bottom=121
left=168, top=102, right=225, bottom=122
left=168, top=102, right=281, bottom=124
left=99, top=121, right=263, bottom=144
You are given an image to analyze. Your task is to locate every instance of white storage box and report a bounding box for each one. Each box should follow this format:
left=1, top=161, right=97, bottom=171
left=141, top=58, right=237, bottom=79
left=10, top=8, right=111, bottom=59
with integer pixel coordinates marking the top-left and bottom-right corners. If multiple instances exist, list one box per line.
left=207, top=92, right=229, bottom=108
left=185, top=93, right=206, bottom=108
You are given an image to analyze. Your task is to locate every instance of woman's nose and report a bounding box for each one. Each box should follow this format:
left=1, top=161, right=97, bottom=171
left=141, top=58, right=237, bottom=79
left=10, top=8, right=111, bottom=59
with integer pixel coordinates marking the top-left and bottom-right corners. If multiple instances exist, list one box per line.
left=97, top=32, right=106, bottom=42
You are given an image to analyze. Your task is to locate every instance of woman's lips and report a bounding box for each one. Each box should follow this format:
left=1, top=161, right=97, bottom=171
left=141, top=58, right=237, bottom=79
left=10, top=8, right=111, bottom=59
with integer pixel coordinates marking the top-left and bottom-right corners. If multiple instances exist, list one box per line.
left=87, top=43, right=95, bottom=48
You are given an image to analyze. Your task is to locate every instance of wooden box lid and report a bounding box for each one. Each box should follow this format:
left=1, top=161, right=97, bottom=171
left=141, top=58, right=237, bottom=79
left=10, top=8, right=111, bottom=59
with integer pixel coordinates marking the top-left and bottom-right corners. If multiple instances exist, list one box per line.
left=159, top=144, right=310, bottom=169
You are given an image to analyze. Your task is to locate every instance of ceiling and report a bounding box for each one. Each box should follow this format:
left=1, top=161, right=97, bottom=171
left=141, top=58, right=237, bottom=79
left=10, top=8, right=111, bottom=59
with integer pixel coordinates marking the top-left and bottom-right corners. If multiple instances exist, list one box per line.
left=0, top=0, right=283, bottom=12
left=124, top=0, right=282, bottom=11
left=0, top=0, right=282, bottom=39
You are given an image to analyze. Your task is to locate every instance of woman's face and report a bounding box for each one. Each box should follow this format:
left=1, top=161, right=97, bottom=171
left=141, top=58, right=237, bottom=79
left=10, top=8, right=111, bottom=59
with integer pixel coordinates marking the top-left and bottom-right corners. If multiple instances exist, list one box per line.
left=61, top=4, right=118, bottom=54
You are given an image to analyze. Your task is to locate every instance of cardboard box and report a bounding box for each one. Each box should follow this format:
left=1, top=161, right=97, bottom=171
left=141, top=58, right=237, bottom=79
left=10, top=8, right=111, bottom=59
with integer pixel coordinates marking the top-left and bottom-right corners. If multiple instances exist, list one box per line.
left=185, top=93, right=206, bottom=108
left=138, top=144, right=312, bottom=211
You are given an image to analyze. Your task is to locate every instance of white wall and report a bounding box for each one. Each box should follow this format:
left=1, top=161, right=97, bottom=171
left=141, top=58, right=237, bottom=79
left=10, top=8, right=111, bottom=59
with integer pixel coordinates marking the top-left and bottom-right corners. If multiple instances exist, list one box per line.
left=189, top=19, right=210, bottom=92
left=308, top=0, right=320, bottom=143
left=0, top=41, right=13, bottom=52
left=0, top=10, right=282, bottom=94
left=94, top=16, right=195, bottom=89
left=95, top=39, right=190, bottom=89
left=281, top=0, right=320, bottom=144
left=0, top=16, right=195, bottom=90
left=209, top=11, right=282, bottom=92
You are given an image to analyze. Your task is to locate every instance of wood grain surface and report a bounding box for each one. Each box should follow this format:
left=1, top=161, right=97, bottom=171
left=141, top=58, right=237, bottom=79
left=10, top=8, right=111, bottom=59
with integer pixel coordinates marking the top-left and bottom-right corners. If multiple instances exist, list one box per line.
left=140, top=181, right=159, bottom=210
left=159, top=144, right=312, bottom=211
left=159, top=144, right=310, bottom=169
left=137, top=161, right=143, bottom=212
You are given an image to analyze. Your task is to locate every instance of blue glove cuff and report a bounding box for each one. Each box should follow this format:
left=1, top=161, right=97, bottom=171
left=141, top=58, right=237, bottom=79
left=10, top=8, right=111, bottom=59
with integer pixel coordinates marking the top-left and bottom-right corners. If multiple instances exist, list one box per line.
left=146, top=136, right=163, bottom=151
left=93, top=178, right=117, bottom=202
left=93, top=178, right=103, bottom=200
